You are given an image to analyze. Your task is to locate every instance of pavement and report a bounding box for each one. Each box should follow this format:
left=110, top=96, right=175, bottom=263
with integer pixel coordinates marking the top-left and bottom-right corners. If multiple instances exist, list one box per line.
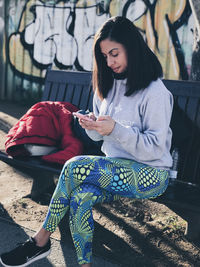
left=0, top=100, right=120, bottom=267
left=0, top=216, right=121, bottom=267
left=0, top=217, right=120, bottom=267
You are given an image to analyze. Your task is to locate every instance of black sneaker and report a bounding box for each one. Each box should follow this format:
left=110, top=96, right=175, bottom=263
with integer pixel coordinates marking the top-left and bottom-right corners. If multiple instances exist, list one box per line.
left=0, top=237, right=51, bottom=267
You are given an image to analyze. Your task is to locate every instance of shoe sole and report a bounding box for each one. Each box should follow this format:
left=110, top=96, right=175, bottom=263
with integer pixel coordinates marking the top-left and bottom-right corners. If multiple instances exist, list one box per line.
left=0, top=249, right=51, bottom=267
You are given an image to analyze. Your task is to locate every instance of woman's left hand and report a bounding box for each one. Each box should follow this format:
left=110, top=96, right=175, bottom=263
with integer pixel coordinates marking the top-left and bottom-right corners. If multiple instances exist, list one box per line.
left=79, top=115, right=115, bottom=136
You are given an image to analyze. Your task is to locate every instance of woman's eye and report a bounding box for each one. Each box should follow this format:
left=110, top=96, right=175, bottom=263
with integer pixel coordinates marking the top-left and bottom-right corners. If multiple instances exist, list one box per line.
left=112, top=54, right=118, bottom=57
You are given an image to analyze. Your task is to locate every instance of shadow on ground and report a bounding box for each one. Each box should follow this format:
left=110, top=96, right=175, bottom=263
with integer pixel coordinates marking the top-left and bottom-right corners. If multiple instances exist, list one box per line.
left=0, top=203, right=55, bottom=267
left=46, top=198, right=200, bottom=267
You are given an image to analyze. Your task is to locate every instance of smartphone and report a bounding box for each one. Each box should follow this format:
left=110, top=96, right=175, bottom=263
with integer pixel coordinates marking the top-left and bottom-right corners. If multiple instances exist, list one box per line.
left=73, top=112, right=93, bottom=121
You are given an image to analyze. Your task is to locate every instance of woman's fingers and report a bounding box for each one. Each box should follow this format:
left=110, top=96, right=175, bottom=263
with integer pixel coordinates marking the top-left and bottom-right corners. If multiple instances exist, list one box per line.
left=79, top=115, right=115, bottom=135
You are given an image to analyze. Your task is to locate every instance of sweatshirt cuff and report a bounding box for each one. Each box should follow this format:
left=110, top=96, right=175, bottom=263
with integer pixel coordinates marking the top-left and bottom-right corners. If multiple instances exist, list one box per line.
left=85, top=129, right=103, bottom=141
left=108, top=122, right=125, bottom=142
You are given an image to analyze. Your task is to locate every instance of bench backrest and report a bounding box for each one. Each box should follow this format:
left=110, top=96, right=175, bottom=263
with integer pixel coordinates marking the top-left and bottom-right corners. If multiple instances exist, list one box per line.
left=42, top=69, right=200, bottom=187
left=163, top=79, right=200, bottom=186
left=42, top=70, right=93, bottom=111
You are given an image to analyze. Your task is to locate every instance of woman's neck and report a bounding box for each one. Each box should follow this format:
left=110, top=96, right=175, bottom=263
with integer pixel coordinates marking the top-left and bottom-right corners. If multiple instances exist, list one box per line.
left=112, top=71, right=127, bottom=80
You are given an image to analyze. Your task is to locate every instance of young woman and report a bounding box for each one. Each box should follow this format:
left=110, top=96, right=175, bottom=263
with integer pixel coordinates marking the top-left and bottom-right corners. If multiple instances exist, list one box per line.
left=0, top=16, right=173, bottom=267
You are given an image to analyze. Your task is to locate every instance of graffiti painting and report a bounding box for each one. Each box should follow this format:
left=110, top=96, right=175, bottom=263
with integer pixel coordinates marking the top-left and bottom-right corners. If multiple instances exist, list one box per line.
left=7, top=0, right=194, bottom=81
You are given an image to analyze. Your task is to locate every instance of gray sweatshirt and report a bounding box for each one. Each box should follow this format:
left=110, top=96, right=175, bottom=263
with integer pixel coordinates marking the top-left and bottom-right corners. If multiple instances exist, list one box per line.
left=86, top=78, right=173, bottom=169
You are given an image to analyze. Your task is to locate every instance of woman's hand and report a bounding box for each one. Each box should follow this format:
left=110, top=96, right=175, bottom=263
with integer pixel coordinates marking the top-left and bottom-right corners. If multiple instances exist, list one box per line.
left=79, top=115, right=115, bottom=136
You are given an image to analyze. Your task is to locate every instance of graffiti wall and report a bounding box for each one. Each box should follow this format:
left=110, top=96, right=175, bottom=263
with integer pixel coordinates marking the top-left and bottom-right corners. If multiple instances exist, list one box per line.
left=0, top=0, right=195, bottom=101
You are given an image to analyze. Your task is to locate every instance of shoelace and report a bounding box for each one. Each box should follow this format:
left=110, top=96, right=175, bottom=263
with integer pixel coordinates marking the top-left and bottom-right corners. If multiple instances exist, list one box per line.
left=16, top=239, right=33, bottom=247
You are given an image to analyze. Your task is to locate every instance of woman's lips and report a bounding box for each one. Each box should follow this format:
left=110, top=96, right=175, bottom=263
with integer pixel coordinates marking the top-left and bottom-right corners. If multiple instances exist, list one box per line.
left=112, top=67, right=120, bottom=72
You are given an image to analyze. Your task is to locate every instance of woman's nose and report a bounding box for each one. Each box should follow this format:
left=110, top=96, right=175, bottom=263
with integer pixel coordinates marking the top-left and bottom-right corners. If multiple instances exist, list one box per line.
left=107, top=56, right=114, bottom=67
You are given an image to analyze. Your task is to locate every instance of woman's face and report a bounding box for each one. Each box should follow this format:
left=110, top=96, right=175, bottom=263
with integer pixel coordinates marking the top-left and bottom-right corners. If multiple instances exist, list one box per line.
left=100, top=39, right=128, bottom=73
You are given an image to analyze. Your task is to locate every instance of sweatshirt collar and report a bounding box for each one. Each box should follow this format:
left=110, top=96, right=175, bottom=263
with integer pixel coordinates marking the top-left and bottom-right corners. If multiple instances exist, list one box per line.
left=114, top=77, right=127, bottom=85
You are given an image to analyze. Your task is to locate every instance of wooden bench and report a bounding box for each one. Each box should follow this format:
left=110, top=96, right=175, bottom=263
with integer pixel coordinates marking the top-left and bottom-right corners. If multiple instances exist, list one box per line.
left=0, top=69, right=200, bottom=240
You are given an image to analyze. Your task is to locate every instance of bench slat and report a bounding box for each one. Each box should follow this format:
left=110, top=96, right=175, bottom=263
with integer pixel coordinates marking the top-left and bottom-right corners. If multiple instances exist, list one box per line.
left=42, top=81, right=51, bottom=101
left=49, top=83, right=59, bottom=101
left=64, top=84, right=74, bottom=103
left=56, top=83, right=67, bottom=101
left=186, top=98, right=200, bottom=123
left=88, top=89, right=94, bottom=111
left=79, top=84, right=93, bottom=111
left=72, top=84, right=83, bottom=107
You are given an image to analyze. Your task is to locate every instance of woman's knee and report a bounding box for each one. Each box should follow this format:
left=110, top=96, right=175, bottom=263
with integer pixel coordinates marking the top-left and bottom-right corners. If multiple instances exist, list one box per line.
left=64, top=155, right=92, bottom=167
left=62, top=156, right=85, bottom=172
left=63, top=155, right=102, bottom=172
left=60, top=156, right=95, bottom=183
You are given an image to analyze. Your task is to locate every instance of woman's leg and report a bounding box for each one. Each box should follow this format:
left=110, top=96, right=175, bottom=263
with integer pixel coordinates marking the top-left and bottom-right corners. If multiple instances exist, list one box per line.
left=53, top=156, right=168, bottom=265
left=33, top=155, right=168, bottom=265
left=32, top=228, right=51, bottom=247
left=69, top=184, right=119, bottom=265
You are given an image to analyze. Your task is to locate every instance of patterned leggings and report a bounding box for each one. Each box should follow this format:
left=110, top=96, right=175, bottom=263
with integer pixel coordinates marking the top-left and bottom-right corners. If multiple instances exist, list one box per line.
left=43, top=156, right=169, bottom=265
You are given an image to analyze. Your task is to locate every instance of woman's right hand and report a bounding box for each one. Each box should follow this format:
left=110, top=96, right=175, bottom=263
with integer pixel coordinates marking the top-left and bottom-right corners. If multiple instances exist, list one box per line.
left=87, top=112, right=96, bottom=121
left=79, top=115, right=115, bottom=136
left=78, top=112, right=96, bottom=129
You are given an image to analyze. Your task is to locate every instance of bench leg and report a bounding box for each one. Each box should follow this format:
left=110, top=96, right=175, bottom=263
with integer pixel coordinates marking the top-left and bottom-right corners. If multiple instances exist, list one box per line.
left=184, top=211, right=200, bottom=240
left=30, top=170, right=56, bottom=202
left=161, top=202, right=200, bottom=241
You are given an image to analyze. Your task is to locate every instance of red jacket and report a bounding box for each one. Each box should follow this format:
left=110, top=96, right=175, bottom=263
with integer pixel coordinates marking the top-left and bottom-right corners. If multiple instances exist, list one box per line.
left=5, top=101, right=83, bottom=165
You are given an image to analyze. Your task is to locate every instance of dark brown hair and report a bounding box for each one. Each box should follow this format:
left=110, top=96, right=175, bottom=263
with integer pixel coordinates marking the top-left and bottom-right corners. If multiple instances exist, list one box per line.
left=93, top=16, right=163, bottom=99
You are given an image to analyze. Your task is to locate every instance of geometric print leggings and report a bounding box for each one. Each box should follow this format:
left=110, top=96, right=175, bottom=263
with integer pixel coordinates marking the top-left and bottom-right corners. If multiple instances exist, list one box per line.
left=43, top=155, right=169, bottom=265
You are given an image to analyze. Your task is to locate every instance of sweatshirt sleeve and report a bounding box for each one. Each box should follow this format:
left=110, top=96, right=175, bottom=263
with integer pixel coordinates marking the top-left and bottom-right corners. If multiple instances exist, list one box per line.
left=85, top=91, right=103, bottom=141
left=109, top=85, right=173, bottom=162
